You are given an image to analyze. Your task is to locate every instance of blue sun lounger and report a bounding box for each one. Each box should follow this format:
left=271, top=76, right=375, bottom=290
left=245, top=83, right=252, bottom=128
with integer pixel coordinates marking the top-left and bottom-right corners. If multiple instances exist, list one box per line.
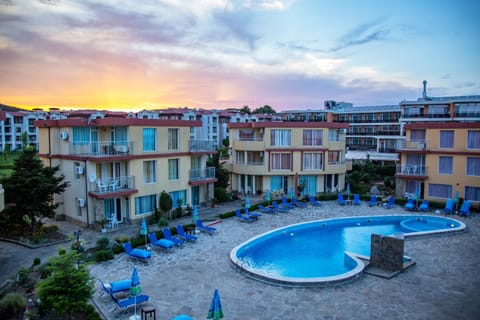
left=235, top=209, right=255, bottom=222
left=98, top=278, right=130, bottom=297
left=244, top=208, right=262, bottom=219
left=368, top=195, right=378, bottom=207
left=309, top=195, right=321, bottom=206
left=196, top=219, right=216, bottom=234
left=281, top=196, right=295, bottom=209
left=459, top=200, right=471, bottom=217
left=123, top=242, right=151, bottom=261
left=110, top=292, right=150, bottom=316
left=418, top=200, right=429, bottom=212
left=292, top=197, right=308, bottom=208
left=257, top=205, right=275, bottom=213
left=162, top=228, right=185, bottom=246
left=404, top=198, right=415, bottom=210
left=444, top=198, right=454, bottom=214
left=384, top=197, right=395, bottom=209
left=337, top=193, right=346, bottom=205
left=176, top=225, right=198, bottom=242
left=148, top=232, right=175, bottom=250
left=272, top=201, right=289, bottom=212
left=353, top=194, right=361, bottom=205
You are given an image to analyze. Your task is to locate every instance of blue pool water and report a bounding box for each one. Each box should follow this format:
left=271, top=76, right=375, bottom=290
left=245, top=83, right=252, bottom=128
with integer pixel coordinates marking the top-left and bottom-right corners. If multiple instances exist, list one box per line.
left=230, top=215, right=465, bottom=285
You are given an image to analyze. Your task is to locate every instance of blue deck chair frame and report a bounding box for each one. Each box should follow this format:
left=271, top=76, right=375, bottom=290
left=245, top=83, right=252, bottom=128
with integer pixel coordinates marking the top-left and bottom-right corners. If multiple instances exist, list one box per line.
left=309, top=195, right=321, bottom=206
left=148, top=232, right=175, bottom=250
left=176, top=225, right=198, bottom=241
left=196, top=219, right=216, bottom=234
left=353, top=194, right=361, bottom=205
left=384, top=197, right=395, bottom=209
left=404, top=198, right=415, bottom=210
left=257, top=205, right=275, bottom=213
left=337, top=193, right=346, bottom=205
left=418, top=200, right=429, bottom=212
left=368, top=196, right=377, bottom=207
left=281, top=196, right=295, bottom=209
left=123, top=242, right=151, bottom=262
left=98, top=279, right=131, bottom=297
left=292, top=197, right=308, bottom=208
left=272, top=201, right=289, bottom=212
left=459, top=200, right=471, bottom=217
left=244, top=208, right=262, bottom=219
left=235, top=208, right=256, bottom=222
left=444, top=198, right=454, bottom=214
left=162, top=228, right=185, bottom=246
left=110, top=292, right=150, bottom=316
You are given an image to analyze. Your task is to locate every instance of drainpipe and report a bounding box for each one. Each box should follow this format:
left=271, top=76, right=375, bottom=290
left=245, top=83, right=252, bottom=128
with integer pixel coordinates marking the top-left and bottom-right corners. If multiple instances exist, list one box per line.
left=47, top=127, right=52, bottom=167
left=84, top=160, right=90, bottom=227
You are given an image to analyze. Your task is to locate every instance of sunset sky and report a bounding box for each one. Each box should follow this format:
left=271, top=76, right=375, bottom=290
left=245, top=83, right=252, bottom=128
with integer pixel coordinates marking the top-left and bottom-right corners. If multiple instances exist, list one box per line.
left=0, top=0, right=479, bottom=111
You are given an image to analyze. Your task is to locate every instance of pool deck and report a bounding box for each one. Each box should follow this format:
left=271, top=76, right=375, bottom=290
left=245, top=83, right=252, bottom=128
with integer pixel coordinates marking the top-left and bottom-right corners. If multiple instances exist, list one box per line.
left=1, top=199, right=479, bottom=319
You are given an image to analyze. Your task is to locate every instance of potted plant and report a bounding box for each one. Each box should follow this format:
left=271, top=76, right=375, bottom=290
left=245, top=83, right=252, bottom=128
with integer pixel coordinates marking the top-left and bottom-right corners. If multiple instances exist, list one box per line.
left=96, top=220, right=107, bottom=233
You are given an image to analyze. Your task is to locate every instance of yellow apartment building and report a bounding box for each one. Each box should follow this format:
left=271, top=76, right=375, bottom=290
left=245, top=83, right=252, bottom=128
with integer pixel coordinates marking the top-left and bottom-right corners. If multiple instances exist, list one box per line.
left=227, top=121, right=349, bottom=197
left=36, top=112, right=216, bottom=227
left=395, top=122, right=480, bottom=209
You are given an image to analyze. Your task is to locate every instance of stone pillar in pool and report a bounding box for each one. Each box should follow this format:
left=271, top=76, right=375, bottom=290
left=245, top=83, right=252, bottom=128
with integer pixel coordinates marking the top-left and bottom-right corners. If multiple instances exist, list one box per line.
left=370, top=234, right=404, bottom=272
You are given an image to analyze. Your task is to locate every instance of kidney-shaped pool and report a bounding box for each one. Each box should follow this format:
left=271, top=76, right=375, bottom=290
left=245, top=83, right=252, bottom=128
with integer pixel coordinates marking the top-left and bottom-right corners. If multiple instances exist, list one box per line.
left=230, top=215, right=465, bottom=286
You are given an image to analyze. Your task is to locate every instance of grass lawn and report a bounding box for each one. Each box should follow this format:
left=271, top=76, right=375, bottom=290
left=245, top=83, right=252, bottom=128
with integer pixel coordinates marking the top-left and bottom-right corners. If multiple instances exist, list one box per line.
left=0, top=151, right=21, bottom=179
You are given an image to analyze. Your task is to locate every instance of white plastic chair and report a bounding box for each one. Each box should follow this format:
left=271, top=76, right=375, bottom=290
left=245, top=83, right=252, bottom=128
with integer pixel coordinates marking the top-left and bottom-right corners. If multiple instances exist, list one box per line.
left=97, top=180, right=107, bottom=192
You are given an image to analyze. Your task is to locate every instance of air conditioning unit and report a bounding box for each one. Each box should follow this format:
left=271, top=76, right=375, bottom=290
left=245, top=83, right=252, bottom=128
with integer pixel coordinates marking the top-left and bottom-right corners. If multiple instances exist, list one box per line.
left=340, top=128, right=347, bottom=134
left=59, top=131, right=69, bottom=140
left=259, top=128, right=264, bottom=134
left=75, top=166, right=84, bottom=175
left=77, top=198, right=85, bottom=207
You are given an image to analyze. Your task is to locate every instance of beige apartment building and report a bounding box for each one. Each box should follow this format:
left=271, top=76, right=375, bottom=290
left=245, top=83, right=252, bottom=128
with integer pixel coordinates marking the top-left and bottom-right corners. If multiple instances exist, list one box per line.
left=36, top=111, right=216, bottom=227
left=226, top=121, right=349, bottom=197
left=396, top=109, right=480, bottom=209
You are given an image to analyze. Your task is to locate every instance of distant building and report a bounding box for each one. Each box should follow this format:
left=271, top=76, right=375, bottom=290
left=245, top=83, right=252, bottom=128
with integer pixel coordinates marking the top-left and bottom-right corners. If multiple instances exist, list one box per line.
left=0, top=111, right=45, bottom=151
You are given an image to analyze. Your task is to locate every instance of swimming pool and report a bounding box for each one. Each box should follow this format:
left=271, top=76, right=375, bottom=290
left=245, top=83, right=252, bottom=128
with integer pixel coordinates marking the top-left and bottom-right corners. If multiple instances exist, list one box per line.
left=230, top=215, right=465, bottom=286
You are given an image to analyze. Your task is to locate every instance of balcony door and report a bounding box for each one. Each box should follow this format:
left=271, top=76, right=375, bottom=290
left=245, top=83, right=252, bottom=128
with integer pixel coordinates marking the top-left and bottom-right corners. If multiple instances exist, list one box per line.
left=104, top=198, right=123, bottom=224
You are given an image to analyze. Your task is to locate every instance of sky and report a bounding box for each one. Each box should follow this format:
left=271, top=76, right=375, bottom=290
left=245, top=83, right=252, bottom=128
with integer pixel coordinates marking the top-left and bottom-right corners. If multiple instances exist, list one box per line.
left=0, top=0, right=479, bottom=112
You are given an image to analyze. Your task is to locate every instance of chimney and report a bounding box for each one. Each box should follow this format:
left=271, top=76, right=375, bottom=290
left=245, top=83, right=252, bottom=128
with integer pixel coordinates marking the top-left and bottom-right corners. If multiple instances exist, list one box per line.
left=422, top=80, right=427, bottom=99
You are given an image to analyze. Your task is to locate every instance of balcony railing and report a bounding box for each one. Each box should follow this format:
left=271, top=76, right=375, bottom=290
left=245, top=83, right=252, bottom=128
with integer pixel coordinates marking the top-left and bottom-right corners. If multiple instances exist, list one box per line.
left=397, top=139, right=428, bottom=150
left=233, top=161, right=264, bottom=166
left=190, top=139, right=216, bottom=152
left=70, top=141, right=134, bottom=156
left=90, top=176, right=135, bottom=194
left=189, top=167, right=216, bottom=181
left=396, top=164, right=427, bottom=176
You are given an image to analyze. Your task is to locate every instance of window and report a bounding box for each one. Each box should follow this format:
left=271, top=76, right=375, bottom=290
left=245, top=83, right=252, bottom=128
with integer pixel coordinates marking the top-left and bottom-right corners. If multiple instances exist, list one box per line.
left=328, top=151, right=341, bottom=164
left=303, top=130, right=323, bottom=146
left=439, top=130, right=454, bottom=148
left=169, top=190, right=187, bottom=208
left=239, top=130, right=254, bottom=141
left=328, top=130, right=339, bottom=141
left=303, top=153, right=323, bottom=170
left=72, top=127, right=90, bottom=144
left=271, top=153, right=291, bottom=170
left=270, top=129, right=291, bottom=146
left=142, top=128, right=156, bottom=151
left=428, top=184, right=452, bottom=199
left=438, top=156, right=453, bottom=175
left=410, top=129, right=425, bottom=141
left=168, top=159, right=179, bottom=180
left=168, top=128, right=179, bottom=150
left=143, top=160, right=156, bottom=183
left=467, top=131, right=480, bottom=149
left=466, top=157, right=480, bottom=176
left=135, top=194, right=156, bottom=215
left=465, top=186, right=480, bottom=202
left=270, top=176, right=287, bottom=192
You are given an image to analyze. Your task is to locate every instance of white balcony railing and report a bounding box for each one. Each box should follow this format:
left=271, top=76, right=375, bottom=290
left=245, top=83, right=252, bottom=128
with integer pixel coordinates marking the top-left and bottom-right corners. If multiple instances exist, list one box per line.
left=189, top=139, right=216, bottom=152
left=189, top=167, right=216, bottom=181
left=396, top=164, right=428, bottom=176
left=397, top=139, right=428, bottom=150
left=90, top=176, right=135, bottom=194
left=70, top=141, right=134, bottom=156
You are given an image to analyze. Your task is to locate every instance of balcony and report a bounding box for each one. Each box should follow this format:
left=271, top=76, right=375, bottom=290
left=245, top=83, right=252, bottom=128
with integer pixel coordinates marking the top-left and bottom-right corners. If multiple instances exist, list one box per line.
left=397, top=139, right=428, bottom=150
left=233, top=139, right=264, bottom=151
left=396, top=165, right=428, bottom=178
left=70, top=141, right=135, bottom=156
left=231, top=161, right=266, bottom=175
left=89, top=176, right=137, bottom=198
left=189, top=167, right=216, bottom=185
left=190, top=139, right=216, bottom=152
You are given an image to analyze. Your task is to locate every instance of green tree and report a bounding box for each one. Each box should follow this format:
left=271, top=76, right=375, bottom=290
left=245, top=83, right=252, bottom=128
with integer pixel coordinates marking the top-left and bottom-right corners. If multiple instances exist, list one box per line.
left=159, top=190, right=173, bottom=216
left=207, top=150, right=229, bottom=189
left=253, top=105, right=276, bottom=114
left=240, top=105, right=251, bottom=114
left=36, top=251, right=93, bottom=320
left=21, top=131, right=28, bottom=149
left=2, top=147, right=69, bottom=239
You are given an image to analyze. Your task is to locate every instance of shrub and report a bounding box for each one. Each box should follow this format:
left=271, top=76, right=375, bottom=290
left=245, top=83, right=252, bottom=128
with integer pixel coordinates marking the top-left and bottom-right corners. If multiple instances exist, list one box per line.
left=95, top=237, right=110, bottom=250
left=16, top=267, right=31, bottom=287
left=0, top=292, right=26, bottom=318
left=94, top=249, right=114, bottom=262
left=158, top=217, right=168, bottom=227
left=32, top=257, right=41, bottom=267
left=85, top=303, right=102, bottom=320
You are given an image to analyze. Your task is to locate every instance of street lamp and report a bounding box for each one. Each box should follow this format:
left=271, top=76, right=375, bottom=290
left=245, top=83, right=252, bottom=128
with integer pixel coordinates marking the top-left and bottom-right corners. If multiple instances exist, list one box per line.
left=73, top=229, right=82, bottom=268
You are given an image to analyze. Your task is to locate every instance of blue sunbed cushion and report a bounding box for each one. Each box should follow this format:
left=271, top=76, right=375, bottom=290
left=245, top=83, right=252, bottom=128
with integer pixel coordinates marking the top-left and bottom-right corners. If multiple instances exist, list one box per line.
left=110, top=279, right=131, bottom=293
left=131, top=248, right=151, bottom=259
left=156, top=239, right=174, bottom=248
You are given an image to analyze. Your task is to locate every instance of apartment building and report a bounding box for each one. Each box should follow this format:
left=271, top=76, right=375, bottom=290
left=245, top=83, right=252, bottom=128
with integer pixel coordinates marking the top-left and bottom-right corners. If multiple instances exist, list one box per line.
left=0, top=111, right=45, bottom=151
left=35, top=111, right=216, bottom=227
left=227, top=121, right=349, bottom=197
left=395, top=93, right=480, bottom=208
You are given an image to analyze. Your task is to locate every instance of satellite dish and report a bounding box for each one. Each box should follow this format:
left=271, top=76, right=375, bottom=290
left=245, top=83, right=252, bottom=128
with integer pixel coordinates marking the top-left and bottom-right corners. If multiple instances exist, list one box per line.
left=88, top=174, right=96, bottom=183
